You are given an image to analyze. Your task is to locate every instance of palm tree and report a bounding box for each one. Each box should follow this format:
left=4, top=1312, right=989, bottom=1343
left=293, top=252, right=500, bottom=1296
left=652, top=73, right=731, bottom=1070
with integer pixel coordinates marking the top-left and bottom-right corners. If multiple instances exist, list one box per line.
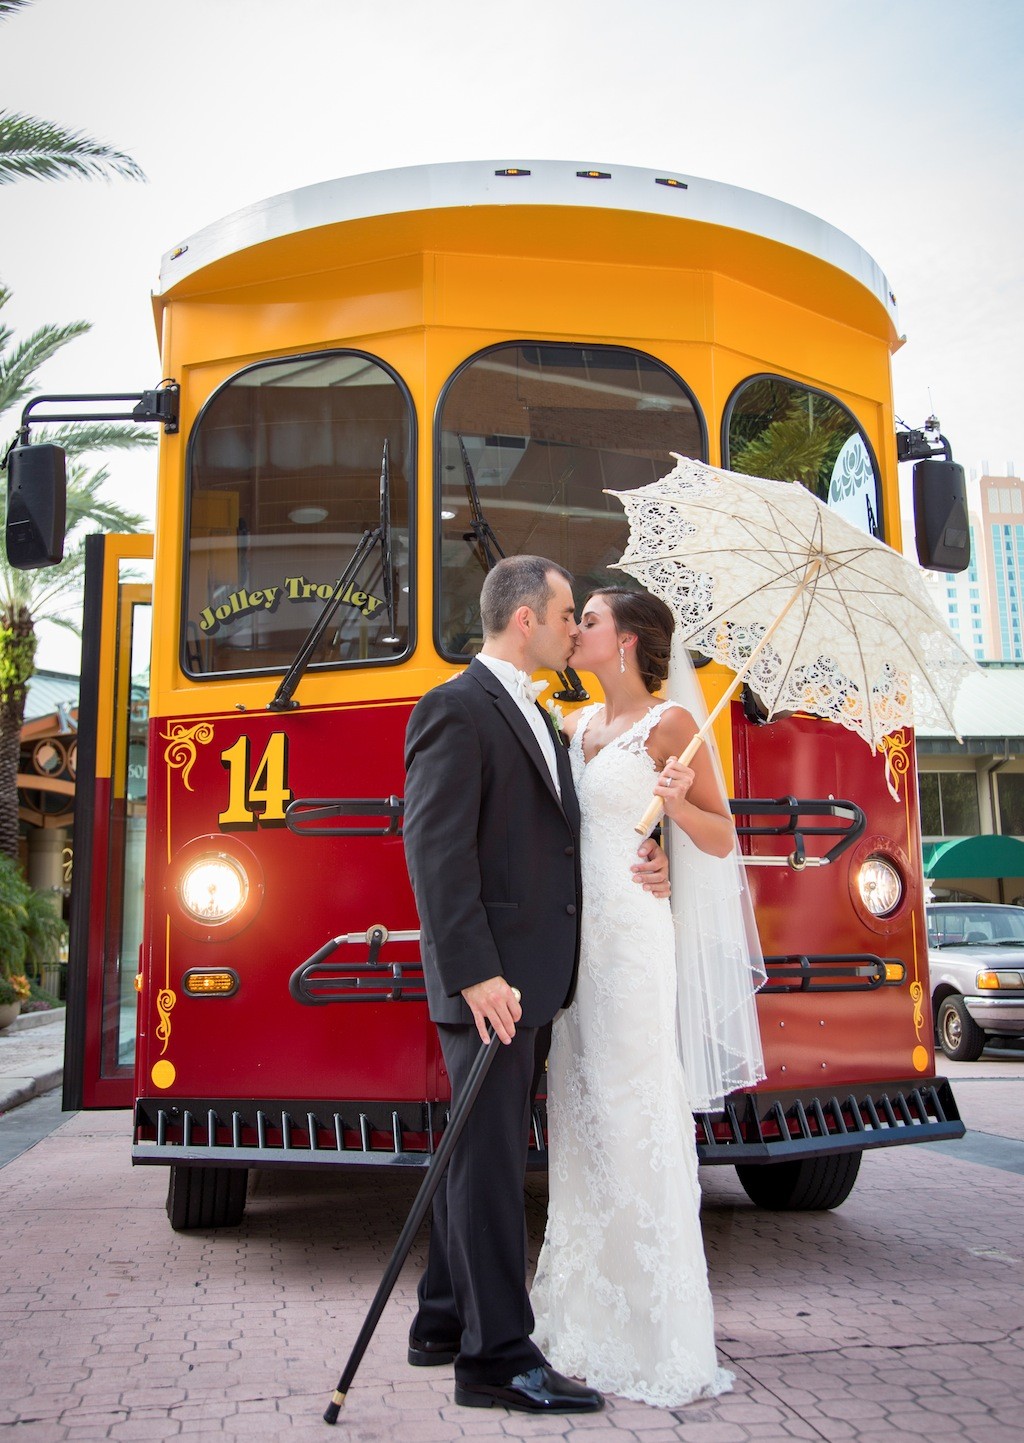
left=0, top=2, right=145, bottom=186
left=0, top=288, right=151, bottom=858
left=0, top=0, right=149, bottom=858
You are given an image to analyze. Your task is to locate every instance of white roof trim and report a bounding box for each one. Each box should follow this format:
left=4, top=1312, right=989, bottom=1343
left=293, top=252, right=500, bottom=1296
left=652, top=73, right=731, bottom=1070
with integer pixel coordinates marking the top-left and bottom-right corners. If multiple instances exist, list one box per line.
left=158, top=159, right=897, bottom=325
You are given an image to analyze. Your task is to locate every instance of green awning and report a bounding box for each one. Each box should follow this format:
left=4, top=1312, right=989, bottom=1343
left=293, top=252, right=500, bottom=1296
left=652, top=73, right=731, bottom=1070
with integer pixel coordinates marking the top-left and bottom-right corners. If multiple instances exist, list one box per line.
left=922, top=834, right=1024, bottom=879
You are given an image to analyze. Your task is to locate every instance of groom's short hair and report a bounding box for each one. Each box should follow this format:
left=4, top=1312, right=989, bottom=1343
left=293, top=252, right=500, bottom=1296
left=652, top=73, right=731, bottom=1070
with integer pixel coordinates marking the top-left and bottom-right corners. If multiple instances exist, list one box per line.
left=480, top=555, right=574, bottom=637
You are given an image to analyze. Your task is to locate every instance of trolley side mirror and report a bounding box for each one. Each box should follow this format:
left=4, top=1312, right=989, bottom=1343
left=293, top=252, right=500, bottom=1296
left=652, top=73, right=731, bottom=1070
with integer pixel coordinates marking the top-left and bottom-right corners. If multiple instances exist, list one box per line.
left=5, top=444, right=67, bottom=569
left=913, top=458, right=970, bottom=573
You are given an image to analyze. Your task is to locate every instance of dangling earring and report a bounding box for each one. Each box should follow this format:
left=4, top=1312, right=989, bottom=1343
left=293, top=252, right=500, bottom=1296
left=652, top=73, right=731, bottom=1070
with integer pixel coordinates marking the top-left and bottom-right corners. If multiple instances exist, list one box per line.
left=619, top=645, right=626, bottom=674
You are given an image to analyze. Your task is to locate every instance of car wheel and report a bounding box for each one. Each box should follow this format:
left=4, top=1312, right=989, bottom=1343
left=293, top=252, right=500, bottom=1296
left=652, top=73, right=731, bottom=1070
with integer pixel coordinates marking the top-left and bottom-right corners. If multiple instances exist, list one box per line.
left=937, top=995, right=986, bottom=1062
left=735, top=1152, right=862, bottom=1210
left=166, top=1165, right=248, bottom=1231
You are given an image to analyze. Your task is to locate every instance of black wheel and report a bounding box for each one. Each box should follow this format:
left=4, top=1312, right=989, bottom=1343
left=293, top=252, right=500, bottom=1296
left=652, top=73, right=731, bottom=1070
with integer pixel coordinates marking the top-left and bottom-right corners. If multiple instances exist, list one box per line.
left=166, top=1166, right=248, bottom=1231
left=937, top=995, right=986, bottom=1062
left=735, top=1151, right=862, bottom=1210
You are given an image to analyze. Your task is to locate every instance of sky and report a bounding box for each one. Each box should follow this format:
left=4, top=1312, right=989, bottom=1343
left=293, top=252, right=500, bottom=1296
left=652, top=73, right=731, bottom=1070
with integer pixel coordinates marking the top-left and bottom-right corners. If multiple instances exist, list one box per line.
left=2, top=0, right=1022, bottom=671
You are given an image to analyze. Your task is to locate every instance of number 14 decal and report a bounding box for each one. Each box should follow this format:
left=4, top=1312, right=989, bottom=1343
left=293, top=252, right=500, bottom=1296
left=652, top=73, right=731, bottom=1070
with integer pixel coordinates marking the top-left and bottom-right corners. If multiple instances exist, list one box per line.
left=219, top=733, right=292, bottom=827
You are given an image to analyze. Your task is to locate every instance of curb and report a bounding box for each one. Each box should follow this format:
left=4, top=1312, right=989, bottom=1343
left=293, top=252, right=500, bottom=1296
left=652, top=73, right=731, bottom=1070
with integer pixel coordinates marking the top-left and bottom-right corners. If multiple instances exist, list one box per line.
left=5, top=1007, right=66, bottom=1035
left=0, top=1066, right=63, bottom=1115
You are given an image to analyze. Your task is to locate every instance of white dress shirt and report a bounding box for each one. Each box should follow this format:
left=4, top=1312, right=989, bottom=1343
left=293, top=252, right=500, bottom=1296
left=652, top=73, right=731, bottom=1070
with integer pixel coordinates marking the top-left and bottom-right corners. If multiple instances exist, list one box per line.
left=476, top=654, right=561, bottom=798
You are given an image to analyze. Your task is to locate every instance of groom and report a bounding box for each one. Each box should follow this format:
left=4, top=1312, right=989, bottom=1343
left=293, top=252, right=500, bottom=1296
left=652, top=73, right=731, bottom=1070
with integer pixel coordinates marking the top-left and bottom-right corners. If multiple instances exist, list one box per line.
left=402, top=555, right=668, bottom=1414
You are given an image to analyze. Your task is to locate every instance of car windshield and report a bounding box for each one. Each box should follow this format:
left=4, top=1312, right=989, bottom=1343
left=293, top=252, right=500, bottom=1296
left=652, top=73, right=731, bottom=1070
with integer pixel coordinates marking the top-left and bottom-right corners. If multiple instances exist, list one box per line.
left=928, top=907, right=1024, bottom=947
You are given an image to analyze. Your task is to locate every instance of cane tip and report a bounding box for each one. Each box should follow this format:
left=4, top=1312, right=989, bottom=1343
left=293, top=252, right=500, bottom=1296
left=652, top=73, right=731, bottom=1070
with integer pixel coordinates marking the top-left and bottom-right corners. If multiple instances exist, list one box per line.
left=323, top=1391, right=345, bottom=1424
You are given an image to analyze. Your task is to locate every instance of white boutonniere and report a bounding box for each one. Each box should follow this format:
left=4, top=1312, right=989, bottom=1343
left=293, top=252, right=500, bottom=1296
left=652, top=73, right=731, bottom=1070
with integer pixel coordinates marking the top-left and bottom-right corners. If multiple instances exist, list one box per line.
left=546, top=700, right=565, bottom=734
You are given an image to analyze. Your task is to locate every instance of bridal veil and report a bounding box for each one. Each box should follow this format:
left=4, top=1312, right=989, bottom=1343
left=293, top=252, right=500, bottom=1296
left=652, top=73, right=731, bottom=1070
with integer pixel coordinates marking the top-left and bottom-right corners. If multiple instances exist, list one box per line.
left=666, top=635, right=767, bottom=1109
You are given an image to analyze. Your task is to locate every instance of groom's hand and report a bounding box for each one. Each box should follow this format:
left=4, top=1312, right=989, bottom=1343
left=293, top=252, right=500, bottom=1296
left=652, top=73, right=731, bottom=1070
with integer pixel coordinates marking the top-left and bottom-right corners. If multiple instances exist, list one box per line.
left=461, top=976, right=523, bottom=1045
left=632, top=838, right=671, bottom=897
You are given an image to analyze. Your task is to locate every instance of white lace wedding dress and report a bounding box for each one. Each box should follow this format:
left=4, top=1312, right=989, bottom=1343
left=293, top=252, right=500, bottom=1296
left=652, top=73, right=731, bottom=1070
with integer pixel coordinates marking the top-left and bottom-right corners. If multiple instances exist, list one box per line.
left=531, top=701, right=734, bottom=1407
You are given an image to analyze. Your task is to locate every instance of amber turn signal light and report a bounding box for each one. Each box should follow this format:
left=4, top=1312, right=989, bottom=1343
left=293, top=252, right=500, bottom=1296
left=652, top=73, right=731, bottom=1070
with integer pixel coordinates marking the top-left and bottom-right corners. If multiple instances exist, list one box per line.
left=182, top=969, right=239, bottom=997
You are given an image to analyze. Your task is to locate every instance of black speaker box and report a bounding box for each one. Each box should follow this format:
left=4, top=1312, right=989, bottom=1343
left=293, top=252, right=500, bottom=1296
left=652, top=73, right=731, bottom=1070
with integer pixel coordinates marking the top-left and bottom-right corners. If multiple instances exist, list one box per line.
left=913, top=459, right=970, bottom=573
left=5, top=444, right=67, bottom=569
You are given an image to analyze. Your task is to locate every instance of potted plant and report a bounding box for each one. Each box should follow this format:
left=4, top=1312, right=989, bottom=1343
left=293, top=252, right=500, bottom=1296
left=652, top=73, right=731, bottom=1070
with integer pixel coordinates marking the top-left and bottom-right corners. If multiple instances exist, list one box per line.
left=0, top=972, right=29, bottom=1028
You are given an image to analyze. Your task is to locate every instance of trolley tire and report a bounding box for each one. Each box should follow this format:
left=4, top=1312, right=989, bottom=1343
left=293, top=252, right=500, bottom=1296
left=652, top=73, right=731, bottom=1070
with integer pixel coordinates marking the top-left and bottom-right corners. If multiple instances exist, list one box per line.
left=735, top=1151, right=862, bottom=1211
left=166, top=1165, right=248, bottom=1231
left=937, top=995, right=987, bottom=1062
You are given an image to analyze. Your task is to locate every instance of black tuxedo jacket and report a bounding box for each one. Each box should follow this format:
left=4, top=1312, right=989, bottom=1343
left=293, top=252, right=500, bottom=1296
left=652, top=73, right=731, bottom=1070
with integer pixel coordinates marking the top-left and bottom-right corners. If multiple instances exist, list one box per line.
left=403, top=658, right=582, bottom=1028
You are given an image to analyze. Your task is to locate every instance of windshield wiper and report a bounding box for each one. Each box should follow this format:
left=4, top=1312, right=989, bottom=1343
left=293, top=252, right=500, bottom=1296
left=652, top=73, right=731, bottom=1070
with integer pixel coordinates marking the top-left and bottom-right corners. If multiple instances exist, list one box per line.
left=456, top=433, right=589, bottom=703
left=459, top=433, right=506, bottom=573
left=268, top=439, right=399, bottom=712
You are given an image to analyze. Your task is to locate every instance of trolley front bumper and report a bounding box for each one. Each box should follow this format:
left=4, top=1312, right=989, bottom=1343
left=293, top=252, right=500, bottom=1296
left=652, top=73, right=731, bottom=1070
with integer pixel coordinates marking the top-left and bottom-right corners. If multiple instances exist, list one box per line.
left=132, top=1076, right=964, bottom=1171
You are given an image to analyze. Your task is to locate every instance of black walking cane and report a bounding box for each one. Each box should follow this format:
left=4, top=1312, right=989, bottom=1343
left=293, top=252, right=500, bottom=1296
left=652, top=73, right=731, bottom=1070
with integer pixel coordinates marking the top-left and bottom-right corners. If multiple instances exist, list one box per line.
left=323, top=1008, right=512, bottom=1424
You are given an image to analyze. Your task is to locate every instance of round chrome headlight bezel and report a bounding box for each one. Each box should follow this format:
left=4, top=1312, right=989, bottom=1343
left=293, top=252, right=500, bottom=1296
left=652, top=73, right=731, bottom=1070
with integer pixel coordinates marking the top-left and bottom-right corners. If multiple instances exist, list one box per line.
left=166, top=834, right=264, bottom=942
left=858, top=854, right=904, bottom=918
left=176, top=853, right=249, bottom=925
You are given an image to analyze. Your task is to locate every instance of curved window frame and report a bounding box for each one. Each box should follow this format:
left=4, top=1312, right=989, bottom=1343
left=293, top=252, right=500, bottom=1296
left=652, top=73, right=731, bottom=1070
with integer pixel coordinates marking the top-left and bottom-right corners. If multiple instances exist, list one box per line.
left=721, top=372, right=884, bottom=541
left=180, top=348, right=417, bottom=681
left=433, top=340, right=707, bottom=663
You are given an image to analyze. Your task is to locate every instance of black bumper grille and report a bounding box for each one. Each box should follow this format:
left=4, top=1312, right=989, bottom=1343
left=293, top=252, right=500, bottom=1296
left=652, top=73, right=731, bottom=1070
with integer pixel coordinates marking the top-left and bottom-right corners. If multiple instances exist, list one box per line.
left=133, top=1078, right=963, bottom=1171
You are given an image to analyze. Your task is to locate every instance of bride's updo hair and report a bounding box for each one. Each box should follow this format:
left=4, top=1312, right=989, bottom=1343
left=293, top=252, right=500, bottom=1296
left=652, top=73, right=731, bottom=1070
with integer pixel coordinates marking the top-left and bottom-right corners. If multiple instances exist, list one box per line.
left=589, top=587, right=675, bottom=694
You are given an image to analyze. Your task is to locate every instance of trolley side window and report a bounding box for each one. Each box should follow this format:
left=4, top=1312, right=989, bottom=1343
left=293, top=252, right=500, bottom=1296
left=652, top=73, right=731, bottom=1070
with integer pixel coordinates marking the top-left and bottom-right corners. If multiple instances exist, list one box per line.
left=723, top=375, right=882, bottom=539
left=183, top=351, right=413, bottom=677
left=436, top=342, right=705, bottom=658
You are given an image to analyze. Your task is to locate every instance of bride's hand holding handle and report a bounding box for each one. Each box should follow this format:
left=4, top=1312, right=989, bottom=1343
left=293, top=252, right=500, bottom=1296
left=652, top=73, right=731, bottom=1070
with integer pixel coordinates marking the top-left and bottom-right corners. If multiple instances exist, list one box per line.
left=637, top=708, right=735, bottom=857
left=653, top=755, right=696, bottom=825
left=634, top=728, right=704, bottom=836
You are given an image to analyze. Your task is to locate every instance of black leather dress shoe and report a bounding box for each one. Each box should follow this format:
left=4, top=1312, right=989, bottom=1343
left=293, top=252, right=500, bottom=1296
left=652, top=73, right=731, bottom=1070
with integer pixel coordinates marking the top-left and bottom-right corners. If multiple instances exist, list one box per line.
left=454, top=1365, right=604, bottom=1413
left=407, top=1335, right=459, bottom=1367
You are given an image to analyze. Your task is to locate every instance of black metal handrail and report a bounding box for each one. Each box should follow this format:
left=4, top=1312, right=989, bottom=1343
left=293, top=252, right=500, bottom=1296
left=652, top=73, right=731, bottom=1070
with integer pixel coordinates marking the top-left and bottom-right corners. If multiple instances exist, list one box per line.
left=762, top=953, right=900, bottom=993
left=731, top=796, right=865, bottom=866
left=289, top=925, right=424, bottom=1005
left=286, top=796, right=404, bottom=837
left=283, top=793, right=865, bottom=865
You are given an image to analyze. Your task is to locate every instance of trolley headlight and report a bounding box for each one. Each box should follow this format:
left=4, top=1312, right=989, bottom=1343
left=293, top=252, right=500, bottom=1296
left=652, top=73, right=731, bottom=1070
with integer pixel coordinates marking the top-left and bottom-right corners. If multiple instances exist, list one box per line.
left=857, top=855, right=903, bottom=917
left=177, top=853, right=248, bottom=925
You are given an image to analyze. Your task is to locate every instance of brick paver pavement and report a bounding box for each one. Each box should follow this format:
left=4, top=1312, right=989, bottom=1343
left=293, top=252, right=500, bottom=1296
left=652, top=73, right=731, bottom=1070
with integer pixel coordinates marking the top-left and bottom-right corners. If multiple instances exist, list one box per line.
left=1, top=1072, right=1022, bottom=1443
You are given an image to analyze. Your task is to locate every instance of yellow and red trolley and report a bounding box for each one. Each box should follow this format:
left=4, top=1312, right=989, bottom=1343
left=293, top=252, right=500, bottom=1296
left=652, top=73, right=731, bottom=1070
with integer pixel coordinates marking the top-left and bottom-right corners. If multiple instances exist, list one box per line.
left=56, top=160, right=964, bottom=1228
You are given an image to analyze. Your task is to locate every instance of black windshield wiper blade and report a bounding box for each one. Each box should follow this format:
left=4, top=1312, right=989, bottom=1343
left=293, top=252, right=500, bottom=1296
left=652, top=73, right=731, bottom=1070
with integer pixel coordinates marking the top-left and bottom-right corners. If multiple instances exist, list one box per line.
left=458, top=433, right=506, bottom=572
left=456, top=433, right=588, bottom=702
left=268, top=439, right=398, bottom=711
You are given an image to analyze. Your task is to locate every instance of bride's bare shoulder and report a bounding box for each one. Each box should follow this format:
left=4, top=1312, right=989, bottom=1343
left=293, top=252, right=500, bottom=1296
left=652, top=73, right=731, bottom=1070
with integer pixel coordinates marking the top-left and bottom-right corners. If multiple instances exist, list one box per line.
left=652, top=702, right=698, bottom=747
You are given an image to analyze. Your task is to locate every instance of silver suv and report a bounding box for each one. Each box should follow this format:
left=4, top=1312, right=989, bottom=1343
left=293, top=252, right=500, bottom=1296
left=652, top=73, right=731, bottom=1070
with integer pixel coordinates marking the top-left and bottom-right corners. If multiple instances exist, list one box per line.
left=927, top=902, right=1024, bottom=1061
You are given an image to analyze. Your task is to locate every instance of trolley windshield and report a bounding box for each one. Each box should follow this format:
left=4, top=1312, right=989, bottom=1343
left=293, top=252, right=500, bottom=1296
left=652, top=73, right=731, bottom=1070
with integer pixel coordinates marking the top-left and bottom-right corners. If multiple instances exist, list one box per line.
left=182, top=351, right=413, bottom=677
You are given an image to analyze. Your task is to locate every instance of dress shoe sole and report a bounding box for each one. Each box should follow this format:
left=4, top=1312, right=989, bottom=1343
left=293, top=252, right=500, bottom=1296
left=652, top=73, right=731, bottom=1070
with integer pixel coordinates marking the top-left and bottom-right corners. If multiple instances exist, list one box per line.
left=454, top=1383, right=603, bottom=1413
left=408, top=1344, right=457, bottom=1367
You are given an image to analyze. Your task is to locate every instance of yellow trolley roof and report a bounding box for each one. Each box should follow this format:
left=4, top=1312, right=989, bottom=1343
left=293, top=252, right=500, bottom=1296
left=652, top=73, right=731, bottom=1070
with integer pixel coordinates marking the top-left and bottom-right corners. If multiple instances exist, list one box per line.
left=155, top=159, right=900, bottom=347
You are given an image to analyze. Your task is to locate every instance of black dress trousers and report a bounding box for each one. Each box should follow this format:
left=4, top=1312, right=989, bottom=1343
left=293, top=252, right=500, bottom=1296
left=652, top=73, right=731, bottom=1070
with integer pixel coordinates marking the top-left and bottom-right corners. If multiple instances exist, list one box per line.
left=413, top=1021, right=547, bottom=1386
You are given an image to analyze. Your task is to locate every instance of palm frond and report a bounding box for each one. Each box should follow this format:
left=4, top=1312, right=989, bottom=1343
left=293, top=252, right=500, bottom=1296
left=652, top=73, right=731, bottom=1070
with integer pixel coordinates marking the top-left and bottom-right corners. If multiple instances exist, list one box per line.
left=30, top=421, right=157, bottom=457
left=0, top=318, right=91, bottom=417
left=0, top=110, right=146, bottom=185
left=65, top=465, right=147, bottom=534
left=0, top=2, right=30, bottom=20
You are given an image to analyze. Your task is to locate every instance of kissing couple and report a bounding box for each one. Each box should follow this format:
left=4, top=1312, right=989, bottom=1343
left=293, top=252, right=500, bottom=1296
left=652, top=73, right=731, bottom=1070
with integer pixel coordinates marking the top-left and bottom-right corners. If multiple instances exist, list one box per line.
left=402, top=554, right=764, bottom=1412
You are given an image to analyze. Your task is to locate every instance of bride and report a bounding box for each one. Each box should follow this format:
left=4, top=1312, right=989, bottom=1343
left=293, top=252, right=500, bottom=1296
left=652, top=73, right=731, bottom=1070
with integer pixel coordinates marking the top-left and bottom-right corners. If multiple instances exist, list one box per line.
left=531, top=586, right=765, bottom=1408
